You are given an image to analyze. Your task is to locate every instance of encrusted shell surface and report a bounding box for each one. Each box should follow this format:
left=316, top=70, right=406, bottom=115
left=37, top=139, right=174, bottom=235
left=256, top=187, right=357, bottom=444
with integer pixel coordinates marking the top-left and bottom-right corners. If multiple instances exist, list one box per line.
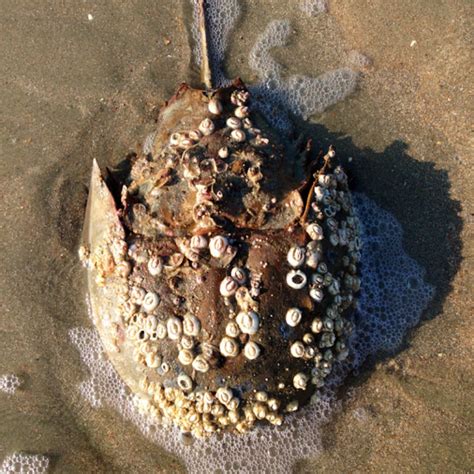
left=82, top=81, right=360, bottom=438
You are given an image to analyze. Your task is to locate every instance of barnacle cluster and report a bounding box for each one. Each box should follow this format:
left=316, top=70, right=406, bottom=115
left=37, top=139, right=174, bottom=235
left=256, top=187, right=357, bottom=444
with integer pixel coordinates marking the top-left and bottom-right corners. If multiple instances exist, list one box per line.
left=80, top=81, right=361, bottom=438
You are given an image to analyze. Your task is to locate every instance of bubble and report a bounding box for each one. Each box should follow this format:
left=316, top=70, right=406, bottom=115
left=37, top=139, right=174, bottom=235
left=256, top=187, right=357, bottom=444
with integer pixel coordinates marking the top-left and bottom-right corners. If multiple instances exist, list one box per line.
left=0, top=453, right=49, bottom=474
left=347, top=50, right=372, bottom=69
left=299, top=0, right=329, bottom=16
left=0, top=374, right=22, bottom=395
left=248, top=19, right=359, bottom=129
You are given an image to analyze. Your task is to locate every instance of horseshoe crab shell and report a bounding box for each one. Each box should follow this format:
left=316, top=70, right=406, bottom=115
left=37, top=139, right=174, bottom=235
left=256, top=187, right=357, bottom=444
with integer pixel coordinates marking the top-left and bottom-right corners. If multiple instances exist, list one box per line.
left=80, top=80, right=360, bottom=438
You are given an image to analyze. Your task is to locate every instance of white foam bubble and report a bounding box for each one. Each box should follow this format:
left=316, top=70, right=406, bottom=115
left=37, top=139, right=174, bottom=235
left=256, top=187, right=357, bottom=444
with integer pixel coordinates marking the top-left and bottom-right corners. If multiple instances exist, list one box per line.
left=70, top=193, right=433, bottom=473
left=0, top=453, right=49, bottom=474
left=299, top=0, right=329, bottom=16
left=351, top=193, right=434, bottom=365
left=347, top=50, right=372, bottom=69
left=248, top=19, right=359, bottom=129
left=0, top=374, right=22, bottom=395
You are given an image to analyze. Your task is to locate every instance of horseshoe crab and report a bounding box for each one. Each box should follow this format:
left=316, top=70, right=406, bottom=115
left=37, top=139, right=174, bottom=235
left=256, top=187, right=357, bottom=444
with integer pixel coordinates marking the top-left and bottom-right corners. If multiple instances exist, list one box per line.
left=79, top=4, right=360, bottom=438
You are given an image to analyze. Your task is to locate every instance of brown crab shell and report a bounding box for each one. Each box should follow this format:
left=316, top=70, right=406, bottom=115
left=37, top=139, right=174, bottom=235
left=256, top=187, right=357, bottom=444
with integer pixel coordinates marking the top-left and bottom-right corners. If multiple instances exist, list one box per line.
left=82, top=81, right=358, bottom=436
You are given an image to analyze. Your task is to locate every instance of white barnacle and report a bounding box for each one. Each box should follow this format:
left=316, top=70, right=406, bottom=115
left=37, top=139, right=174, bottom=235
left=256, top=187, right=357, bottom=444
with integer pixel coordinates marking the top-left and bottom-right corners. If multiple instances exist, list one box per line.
left=167, top=316, right=182, bottom=340
left=231, top=89, right=249, bottom=106
left=220, top=276, right=239, bottom=297
left=338, top=348, right=349, bottom=361
left=255, top=391, right=268, bottom=402
left=208, top=97, right=223, bottom=115
left=209, top=235, right=229, bottom=258
left=255, top=135, right=269, bottom=146
left=317, top=262, right=328, bottom=274
left=287, top=246, right=305, bottom=268
left=218, top=146, right=229, bottom=159
left=338, top=227, right=349, bottom=246
left=326, top=217, right=338, bottom=232
left=177, top=373, right=193, bottom=392
left=145, top=352, right=161, bottom=368
left=190, top=235, right=208, bottom=251
left=323, top=273, right=333, bottom=286
left=188, top=129, right=202, bottom=141
left=267, top=398, right=280, bottom=411
left=306, top=222, right=324, bottom=241
left=253, top=402, right=268, bottom=420
left=314, top=185, right=325, bottom=201
left=226, top=116, right=241, bottom=129
left=242, top=118, right=253, bottom=129
left=231, top=267, right=247, bottom=285
left=352, top=276, right=361, bottom=292
left=311, top=318, right=323, bottom=334
left=216, top=387, right=233, bottom=406
left=225, top=321, right=240, bottom=338
left=318, top=173, right=333, bottom=187
left=293, top=372, right=309, bottom=390
left=286, top=270, right=307, bottom=290
left=234, top=105, right=249, bottom=118
left=228, top=397, right=240, bottom=411
left=230, top=129, right=246, bottom=142
left=130, top=286, right=146, bottom=305
left=236, top=311, right=260, bottom=335
left=334, top=165, right=346, bottom=181
left=305, top=346, right=316, bottom=359
left=309, top=287, right=324, bottom=302
left=219, top=337, right=240, bottom=358
left=243, top=341, right=261, bottom=360
left=156, top=322, right=167, bottom=339
left=323, top=318, right=334, bottom=331
left=328, top=279, right=341, bottom=296
left=199, top=118, right=215, bottom=136
left=285, top=307, right=303, bottom=327
left=306, top=249, right=321, bottom=269
left=180, top=137, right=194, bottom=148
left=147, top=256, right=163, bottom=277
left=169, top=132, right=182, bottom=146
left=323, top=349, right=334, bottom=362
left=311, top=273, right=324, bottom=286
left=286, top=400, right=299, bottom=412
left=181, top=335, right=194, bottom=350
left=324, top=205, right=337, bottom=217
left=329, top=233, right=339, bottom=246
left=290, top=341, right=305, bottom=358
left=116, top=261, right=131, bottom=278
left=145, top=315, right=158, bottom=334
left=142, top=292, right=160, bottom=313
left=192, top=355, right=209, bottom=373
left=183, top=314, right=201, bottom=337
left=178, top=349, right=194, bottom=366
left=126, top=325, right=139, bottom=340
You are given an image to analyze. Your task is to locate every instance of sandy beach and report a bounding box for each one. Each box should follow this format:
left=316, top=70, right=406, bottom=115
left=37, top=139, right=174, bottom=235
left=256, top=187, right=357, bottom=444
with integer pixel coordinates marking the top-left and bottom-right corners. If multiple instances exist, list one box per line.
left=0, top=0, right=472, bottom=472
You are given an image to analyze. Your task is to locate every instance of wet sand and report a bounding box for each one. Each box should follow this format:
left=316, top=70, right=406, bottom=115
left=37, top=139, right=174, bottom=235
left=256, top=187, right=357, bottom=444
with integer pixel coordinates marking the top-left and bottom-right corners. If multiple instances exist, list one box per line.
left=0, top=0, right=472, bottom=472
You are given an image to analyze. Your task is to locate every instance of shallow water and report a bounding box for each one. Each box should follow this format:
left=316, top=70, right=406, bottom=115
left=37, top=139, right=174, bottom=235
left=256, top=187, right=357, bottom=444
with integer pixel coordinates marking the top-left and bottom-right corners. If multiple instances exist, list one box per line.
left=0, top=1, right=472, bottom=472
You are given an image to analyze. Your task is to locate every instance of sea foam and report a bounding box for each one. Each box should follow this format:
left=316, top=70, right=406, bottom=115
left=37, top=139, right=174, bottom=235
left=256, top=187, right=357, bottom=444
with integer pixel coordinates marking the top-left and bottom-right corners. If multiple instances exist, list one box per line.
left=0, top=453, right=49, bottom=474
left=70, top=193, right=433, bottom=473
